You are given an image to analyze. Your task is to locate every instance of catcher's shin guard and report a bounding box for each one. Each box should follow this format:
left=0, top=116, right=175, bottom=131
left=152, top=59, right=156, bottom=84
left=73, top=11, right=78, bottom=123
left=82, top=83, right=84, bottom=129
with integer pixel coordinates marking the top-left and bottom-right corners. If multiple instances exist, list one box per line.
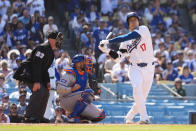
left=68, top=99, right=87, bottom=119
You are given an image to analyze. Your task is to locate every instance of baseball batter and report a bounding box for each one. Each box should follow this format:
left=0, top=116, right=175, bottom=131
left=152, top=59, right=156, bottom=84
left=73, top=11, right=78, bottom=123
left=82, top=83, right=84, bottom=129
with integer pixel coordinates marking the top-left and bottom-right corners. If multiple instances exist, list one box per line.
left=99, top=12, right=155, bottom=124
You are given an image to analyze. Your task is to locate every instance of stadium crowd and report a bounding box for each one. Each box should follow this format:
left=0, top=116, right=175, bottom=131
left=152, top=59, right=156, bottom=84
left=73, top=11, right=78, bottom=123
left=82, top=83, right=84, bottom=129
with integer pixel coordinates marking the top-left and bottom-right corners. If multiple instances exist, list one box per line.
left=0, top=0, right=196, bottom=123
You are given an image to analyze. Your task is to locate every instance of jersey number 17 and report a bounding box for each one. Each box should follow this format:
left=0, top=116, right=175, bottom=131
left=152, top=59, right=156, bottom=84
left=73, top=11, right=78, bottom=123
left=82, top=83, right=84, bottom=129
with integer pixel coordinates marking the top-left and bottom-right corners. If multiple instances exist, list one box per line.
left=140, top=43, right=146, bottom=51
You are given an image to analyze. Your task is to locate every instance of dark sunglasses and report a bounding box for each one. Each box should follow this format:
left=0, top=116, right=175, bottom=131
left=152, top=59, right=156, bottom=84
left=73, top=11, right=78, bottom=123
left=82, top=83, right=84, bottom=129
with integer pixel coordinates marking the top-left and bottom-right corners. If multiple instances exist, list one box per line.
left=0, top=77, right=5, bottom=80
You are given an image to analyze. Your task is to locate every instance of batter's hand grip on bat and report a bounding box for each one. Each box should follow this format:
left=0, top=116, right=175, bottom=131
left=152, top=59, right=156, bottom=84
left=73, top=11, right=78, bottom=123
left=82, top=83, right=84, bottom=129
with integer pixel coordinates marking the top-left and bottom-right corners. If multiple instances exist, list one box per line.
left=100, top=32, right=113, bottom=47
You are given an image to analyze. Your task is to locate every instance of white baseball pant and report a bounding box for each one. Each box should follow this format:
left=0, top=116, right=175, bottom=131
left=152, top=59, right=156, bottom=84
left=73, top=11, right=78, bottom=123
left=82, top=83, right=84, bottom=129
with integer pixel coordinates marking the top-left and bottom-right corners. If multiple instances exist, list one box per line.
left=126, top=64, right=154, bottom=121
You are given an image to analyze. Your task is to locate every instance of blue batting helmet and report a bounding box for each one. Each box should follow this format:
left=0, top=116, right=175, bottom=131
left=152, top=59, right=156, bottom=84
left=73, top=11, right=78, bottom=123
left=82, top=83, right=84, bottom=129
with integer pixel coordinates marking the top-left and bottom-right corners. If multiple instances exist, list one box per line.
left=126, top=12, right=140, bottom=26
left=72, top=54, right=85, bottom=64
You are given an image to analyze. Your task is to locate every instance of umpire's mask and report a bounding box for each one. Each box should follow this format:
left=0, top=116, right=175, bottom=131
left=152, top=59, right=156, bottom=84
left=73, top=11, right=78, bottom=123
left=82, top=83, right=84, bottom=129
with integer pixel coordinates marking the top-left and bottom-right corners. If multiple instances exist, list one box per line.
left=47, top=31, right=64, bottom=49
left=56, top=32, right=64, bottom=49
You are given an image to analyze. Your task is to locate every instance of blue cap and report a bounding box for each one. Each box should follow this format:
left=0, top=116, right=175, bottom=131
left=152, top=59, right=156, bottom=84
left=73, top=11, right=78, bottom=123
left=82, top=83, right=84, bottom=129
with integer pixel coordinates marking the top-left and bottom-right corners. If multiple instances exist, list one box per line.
left=72, top=54, right=84, bottom=64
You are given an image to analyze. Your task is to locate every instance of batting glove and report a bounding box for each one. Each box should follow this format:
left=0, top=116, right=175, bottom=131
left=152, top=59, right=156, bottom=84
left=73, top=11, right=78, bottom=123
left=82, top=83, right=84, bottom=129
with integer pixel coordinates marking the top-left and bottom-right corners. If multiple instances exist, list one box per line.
left=99, top=40, right=110, bottom=54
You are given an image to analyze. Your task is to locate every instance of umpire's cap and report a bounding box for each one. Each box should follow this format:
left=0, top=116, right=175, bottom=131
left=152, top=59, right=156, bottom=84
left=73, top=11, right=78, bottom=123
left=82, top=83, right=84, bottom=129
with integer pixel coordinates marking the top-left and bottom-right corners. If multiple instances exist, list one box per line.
left=126, top=12, right=140, bottom=26
left=47, top=31, right=63, bottom=40
left=72, top=54, right=85, bottom=65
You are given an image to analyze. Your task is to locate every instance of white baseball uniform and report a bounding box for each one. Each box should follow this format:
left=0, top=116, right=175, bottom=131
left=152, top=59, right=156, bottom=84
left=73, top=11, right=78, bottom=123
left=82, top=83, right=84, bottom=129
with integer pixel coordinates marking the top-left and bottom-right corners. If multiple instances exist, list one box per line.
left=100, top=25, right=155, bottom=122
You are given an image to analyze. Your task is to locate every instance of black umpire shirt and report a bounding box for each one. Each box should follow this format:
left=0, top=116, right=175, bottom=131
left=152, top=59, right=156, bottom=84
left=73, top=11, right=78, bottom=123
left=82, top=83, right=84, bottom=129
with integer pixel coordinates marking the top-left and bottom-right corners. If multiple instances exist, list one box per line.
left=28, top=41, right=54, bottom=84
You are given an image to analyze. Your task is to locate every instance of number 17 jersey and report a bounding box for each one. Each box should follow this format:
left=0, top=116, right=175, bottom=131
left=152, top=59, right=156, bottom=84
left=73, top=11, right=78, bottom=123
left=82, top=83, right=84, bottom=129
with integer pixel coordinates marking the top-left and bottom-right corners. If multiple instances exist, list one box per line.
left=119, top=25, right=154, bottom=65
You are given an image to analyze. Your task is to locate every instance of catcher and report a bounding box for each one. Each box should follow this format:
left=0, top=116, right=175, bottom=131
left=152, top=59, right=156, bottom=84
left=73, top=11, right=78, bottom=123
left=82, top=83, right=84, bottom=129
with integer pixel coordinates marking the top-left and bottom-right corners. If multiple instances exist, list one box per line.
left=56, top=54, right=105, bottom=123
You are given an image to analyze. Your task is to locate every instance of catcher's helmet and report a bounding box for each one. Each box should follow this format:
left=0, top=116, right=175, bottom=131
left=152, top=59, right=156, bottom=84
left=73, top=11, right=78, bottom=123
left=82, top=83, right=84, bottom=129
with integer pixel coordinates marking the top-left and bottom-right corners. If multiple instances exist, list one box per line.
left=72, top=54, right=85, bottom=64
left=126, top=12, right=140, bottom=26
left=72, top=54, right=93, bottom=74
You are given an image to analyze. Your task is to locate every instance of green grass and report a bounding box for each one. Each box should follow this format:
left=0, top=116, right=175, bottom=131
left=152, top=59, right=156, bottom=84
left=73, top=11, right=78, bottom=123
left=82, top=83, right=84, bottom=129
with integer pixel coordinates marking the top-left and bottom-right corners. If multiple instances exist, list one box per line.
left=0, top=124, right=196, bottom=131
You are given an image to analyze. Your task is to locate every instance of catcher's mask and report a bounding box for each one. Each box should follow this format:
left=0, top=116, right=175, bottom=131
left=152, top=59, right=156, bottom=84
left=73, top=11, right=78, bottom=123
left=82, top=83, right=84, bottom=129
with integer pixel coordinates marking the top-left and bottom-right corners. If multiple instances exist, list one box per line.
left=84, top=56, right=93, bottom=74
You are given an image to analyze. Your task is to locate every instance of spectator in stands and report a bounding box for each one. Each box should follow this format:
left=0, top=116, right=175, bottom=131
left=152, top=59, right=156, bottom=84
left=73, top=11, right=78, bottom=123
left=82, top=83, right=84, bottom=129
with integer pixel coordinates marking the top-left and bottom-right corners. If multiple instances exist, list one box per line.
left=18, top=8, right=31, bottom=25
left=0, top=73, right=6, bottom=98
left=171, top=78, right=186, bottom=97
left=113, top=21, right=128, bottom=36
left=159, top=54, right=167, bottom=70
left=104, top=55, right=116, bottom=83
left=189, top=52, right=196, bottom=72
left=156, top=42, right=170, bottom=61
left=86, top=4, right=100, bottom=23
left=0, top=0, right=11, bottom=16
left=0, top=59, right=11, bottom=77
left=56, top=51, right=71, bottom=69
left=10, top=14, right=18, bottom=31
left=7, top=49, right=20, bottom=69
left=24, top=49, right=32, bottom=59
left=12, top=0, right=25, bottom=13
left=50, top=106, right=68, bottom=123
left=1, top=93, right=10, bottom=115
left=69, top=4, right=81, bottom=21
left=111, top=59, right=128, bottom=82
left=13, top=21, right=29, bottom=46
left=0, top=43, right=9, bottom=59
left=144, top=1, right=153, bottom=23
left=0, top=14, right=6, bottom=34
left=9, top=103, right=24, bottom=123
left=154, top=63, right=163, bottom=81
left=93, top=19, right=109, bottom=59
left=80, top=25, right=94, bottom=49
left=101, top=0, right=113, bottom=15
left=178, top=65, right=194, bottom=84
left=5, top=67, right=17, bottom=87
left=43, top=16, right=58, bottom=39
left=154, top=31, right=164, bottom=50
left=168, top=42, right=177, bottom=60
left=26, top=15, right=44, bottom=45
left=0, top=23, right=15, bottom=48
left=17, top=93, right=27, bottom=117
left=177, top=33, right=191, bottom=50
left=0, top=104, right=10, bottom=123
left=9, top=84, right=31, bottom=100
left=150, top=0, right=165, bottom=27
left=163, top=61, right=178, bottom=81
left=173, top=51, right=185, bottom=68
left=26, top=0, right=45, bottom=16
left=118, top=5, right=129, bottom=24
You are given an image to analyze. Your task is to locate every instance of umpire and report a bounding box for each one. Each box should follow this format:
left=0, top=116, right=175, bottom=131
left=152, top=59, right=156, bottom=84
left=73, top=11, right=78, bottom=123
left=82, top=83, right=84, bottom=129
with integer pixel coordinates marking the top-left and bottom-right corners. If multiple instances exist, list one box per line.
left=14, top=31, right=64, bottom=123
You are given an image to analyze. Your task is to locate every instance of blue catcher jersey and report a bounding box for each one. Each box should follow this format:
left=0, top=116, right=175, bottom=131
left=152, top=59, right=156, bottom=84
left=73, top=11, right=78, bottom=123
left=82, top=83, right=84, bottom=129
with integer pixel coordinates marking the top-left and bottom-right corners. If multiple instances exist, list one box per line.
left=65, top=68, right=88, bottom=93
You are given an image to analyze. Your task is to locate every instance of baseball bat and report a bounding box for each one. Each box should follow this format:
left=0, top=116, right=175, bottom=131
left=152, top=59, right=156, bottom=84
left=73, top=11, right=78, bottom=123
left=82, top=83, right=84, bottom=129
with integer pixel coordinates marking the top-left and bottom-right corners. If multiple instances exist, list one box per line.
left=100, top=32, right=113, bottom=47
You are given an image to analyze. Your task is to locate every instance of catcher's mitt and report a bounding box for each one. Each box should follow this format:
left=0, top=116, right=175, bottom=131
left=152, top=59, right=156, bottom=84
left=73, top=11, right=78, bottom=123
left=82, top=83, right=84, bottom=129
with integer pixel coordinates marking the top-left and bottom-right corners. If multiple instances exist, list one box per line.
left=88, top=79, right=101, bottom=96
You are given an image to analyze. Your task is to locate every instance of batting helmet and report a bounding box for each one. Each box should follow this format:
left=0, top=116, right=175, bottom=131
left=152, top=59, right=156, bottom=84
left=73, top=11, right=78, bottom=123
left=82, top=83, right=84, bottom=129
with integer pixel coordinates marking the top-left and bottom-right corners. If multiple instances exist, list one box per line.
left=72, top=54, right=85, bottom=64
left=126, top=12, right=140, bottom=26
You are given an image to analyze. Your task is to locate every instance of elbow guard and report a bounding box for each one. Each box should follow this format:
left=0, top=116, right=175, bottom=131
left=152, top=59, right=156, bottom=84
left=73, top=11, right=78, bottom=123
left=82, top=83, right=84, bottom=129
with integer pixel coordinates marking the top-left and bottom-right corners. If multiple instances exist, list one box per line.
left=109, top=50, right=119, bottom=59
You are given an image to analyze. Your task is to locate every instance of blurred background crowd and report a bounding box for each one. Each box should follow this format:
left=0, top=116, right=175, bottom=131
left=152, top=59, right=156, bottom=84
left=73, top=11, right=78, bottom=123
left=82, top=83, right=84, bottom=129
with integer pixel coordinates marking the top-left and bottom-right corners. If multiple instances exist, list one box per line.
left=0, top=0, right=196, bottom=123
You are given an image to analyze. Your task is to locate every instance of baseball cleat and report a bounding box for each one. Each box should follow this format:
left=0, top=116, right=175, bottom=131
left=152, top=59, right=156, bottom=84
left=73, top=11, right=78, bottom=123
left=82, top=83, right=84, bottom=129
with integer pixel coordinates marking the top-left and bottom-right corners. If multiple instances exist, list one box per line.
left=125, top=119, right=135, bottom=124
left=137, top=120, right=151, bottom=124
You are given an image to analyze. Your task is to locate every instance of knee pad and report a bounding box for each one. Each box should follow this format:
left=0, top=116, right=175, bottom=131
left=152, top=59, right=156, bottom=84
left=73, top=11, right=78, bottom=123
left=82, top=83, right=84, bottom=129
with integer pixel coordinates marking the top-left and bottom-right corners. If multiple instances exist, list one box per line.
left=91, top=109, right=106, bottom=123
left=81, top=89, right=95, bottom=104
left=68, top=100, right=87, bottom=118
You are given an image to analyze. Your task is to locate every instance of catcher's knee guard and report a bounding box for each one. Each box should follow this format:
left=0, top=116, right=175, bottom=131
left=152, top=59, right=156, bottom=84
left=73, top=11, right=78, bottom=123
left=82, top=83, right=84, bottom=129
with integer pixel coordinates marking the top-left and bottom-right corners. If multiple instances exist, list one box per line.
left=81, top=89, right=95, bottom=104
left=91, top=109, right=106, bottom=122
